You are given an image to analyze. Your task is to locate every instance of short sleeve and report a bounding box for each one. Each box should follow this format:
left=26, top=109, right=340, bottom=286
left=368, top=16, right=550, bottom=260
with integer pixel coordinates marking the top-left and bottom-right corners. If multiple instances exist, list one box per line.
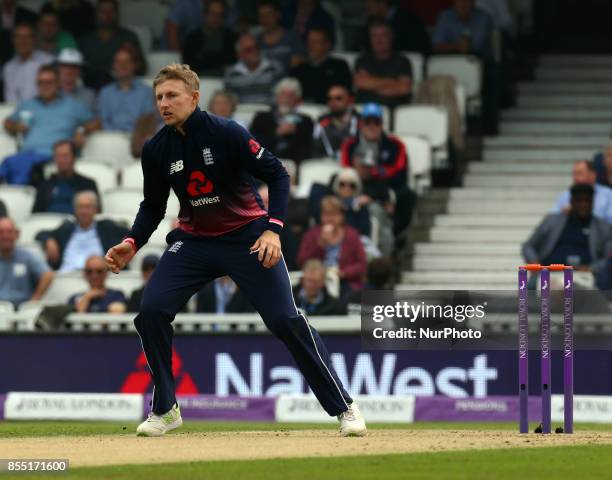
left=26, top=250, right=50, bottom=281
left=72, top=98, right=94, bottom=124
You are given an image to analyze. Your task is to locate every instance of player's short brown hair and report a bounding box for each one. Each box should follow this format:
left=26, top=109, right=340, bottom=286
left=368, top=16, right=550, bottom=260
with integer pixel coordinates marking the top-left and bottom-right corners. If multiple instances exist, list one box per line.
left=153, top=63, right=200, bottom=93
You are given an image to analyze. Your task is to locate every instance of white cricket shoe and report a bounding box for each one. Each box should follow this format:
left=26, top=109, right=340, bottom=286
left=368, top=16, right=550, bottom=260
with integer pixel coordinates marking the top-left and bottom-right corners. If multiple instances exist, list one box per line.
left=338, top=402, right=367, bottom=437
left=136, top=403, right=183, bottom=437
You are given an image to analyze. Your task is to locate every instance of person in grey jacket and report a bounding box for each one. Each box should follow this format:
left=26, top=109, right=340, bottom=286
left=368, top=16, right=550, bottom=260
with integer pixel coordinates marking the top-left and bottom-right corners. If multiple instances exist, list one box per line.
left=522, top=184, right=611, bottom=285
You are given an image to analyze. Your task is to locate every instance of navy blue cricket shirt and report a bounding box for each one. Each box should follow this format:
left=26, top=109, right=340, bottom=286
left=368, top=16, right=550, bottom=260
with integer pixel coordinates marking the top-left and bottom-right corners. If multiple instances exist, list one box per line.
left=126, top=107, right=290, bottom=249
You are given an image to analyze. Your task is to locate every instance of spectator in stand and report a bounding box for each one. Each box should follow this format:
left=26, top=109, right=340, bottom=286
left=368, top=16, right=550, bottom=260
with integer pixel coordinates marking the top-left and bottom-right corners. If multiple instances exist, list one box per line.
left=257, top=184, right=300, bottom=270
left=40, top=0, right=95, bottom=37
left=312, top=84, right=360, bottom=159
left=433, top=0, right=493, bottom=58
left=355, top=0, right=431, bottom=55
left=0, top=217, right=54, bottom=307
left=36, top=10, right=77, bottom=54
left=282, top=0, right=336, bottom=45
left=69, top=254, right=126, bottom=313
left=341, top=102, right=414, bottom=234
left=523, top=184, right=611, bottom=290
left=182, top=0, right=236, bottom=77
left=97, top=47, right=155, bottom=133
left=256, top=0, right=304, bottom=74
left=78, top=0, right=146, bottom=89
left=341, top=103, right=406, bottom=191
left=166, top=0, right=239, bottom=50
left=354, top=19, right=412, bottom=109
left=3, top=23, right=55, bottom=103
left=208, top=90, right=238, bottom=119
left=41, top=191, right=128, bottom=271
left=338, top=256, right=394, bottom=314
left=331, top=168, right=371, bottom=237
left=552, top=160, right=612, bottom=224
left=432, top=0, right=499, bottom=133
left=0, top=0, right=37, bottom=33
left=293, top=259, right=338, bottom=315
left=298, top=195, right=367, bottom=292
left=593, top=144, right=612, bottom=188
left=196, top=275, right=255, bottom=313
left=290, top=27, right=351, bottom=104
left=207, top=90, right=248, bottom=128
left=127, top=254, right=159, bottom=313
left=131, top=112, right=164, bottom=158
left=56, top=48, right=96, bottom=112
left=224, top=33, right=283, bottom=104
left=250, top=77, right=313, bottom=163
left=32, top=140, right=99, bottom=214
left=2, top=65, right=97, bottom=185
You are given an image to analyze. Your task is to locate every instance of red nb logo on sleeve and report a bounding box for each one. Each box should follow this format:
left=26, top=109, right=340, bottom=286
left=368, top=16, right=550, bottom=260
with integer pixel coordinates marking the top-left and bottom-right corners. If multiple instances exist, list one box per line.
left=187, top=170, right=214, bottom=197
left=249, top=139, right=261, bottom=155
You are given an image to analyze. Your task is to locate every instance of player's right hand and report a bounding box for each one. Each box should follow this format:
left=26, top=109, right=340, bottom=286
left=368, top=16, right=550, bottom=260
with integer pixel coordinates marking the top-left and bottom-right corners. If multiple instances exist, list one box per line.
left=105, top=242, right=136, bottom=274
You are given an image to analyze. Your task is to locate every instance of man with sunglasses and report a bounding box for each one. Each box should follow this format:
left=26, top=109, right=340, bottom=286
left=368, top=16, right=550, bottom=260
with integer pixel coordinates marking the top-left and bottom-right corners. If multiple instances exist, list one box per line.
left=69, top=255, right=126, bottom=313
left=313, top=85, right=360, bottom=159
left=341, top=102, right=414, bottom=235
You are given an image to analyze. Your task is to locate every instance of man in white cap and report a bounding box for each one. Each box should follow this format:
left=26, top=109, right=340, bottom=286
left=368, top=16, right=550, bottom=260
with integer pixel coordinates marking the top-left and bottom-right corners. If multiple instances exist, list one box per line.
left=56, top=48, right=96, bottom=111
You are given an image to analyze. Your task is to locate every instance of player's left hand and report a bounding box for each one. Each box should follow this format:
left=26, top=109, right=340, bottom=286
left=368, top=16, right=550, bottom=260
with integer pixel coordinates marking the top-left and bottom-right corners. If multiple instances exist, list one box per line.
left=250, top=230, right=282, bottom=268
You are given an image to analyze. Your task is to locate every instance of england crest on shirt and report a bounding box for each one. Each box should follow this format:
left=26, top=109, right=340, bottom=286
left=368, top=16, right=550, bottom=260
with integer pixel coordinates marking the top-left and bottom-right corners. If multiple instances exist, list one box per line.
left=202, top=147, right=214, bottom=165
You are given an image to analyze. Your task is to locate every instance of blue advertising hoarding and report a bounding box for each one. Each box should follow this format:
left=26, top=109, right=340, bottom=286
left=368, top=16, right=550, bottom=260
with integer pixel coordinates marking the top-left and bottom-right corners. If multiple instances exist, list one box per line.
left=1, top=334, right=610, bottom=397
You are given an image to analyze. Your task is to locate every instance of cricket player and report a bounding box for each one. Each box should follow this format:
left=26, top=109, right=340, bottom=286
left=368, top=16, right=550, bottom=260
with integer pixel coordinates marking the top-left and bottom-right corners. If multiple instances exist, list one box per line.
left=104, top=64, right=366, bottom=437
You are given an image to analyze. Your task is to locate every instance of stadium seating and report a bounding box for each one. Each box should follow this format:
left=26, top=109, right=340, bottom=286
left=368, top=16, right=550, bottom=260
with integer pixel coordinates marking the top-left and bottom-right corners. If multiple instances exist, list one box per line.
left=81, top=132, right=133, bottom=168
left=19, top=213, right=72, bottom=244
left=105, top=271, right=142, bottom=298
left=393, top=105, right=449, bottom=168
left=127, top=24, right=153, bottom=53
left=403, top=52, right=425, bottom=92
left=396, top=134, right=432, bottom=193
left=0, top=186, right=36, bottom=223
left=332, top=52, right=357, bottom=70
left=147, top=218, right=173, bottom=247
left=121, top=162, right=144, bottom=189
left=102, top=188, right=142, bottom=218
left=41, top=273, right=88, bottom=303
left=322, top=1, right=344, bottom=51
left=298, top=158, right=341, bottom=188
left=427, top=55, right=482, bottom=114
left=94, top=213, right=133, bottom=228
left=73, top=162, right=118, bottom=192
left=280, top=159, right=297, bottom=182
left=199, top=77, right=225, bottom=111
left=234, top=103, right=268, bottom=127
left=146, top=51, right=181, bottom=77
left=0, top=103, right=14, bottom=125
left=0, top=135, right=17, bottom=160
left=120, top=1, right=168, bottom=41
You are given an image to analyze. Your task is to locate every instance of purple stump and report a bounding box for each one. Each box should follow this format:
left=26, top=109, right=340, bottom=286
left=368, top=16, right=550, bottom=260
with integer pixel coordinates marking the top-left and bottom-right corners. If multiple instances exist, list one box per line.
left=564, top=268, right=574, bottom=433
left=518, top=267, right=529, bottom=433
left=540, top=268, right=551, bottom=434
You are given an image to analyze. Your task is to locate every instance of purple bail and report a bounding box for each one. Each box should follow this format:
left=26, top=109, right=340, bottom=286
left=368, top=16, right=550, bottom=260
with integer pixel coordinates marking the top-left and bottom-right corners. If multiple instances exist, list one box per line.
left=563, top=268, right=574, bottom=433
left=518, top=267, right=529, bottom=433
left=540, top=268, right=551, bottom=434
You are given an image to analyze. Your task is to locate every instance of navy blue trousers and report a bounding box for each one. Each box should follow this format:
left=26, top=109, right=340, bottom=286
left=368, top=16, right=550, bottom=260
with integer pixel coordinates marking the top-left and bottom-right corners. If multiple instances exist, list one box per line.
left=134, top=218, right=353, bottom=416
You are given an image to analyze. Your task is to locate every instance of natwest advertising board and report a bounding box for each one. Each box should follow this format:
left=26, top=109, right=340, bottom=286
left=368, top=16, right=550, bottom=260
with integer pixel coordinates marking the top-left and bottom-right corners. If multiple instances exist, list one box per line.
left=1, top=335, right=611, bottom=397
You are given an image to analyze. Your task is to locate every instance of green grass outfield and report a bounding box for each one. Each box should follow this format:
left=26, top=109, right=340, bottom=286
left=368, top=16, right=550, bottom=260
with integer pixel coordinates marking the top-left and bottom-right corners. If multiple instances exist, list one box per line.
left=2, top=421, right=612, bottom=480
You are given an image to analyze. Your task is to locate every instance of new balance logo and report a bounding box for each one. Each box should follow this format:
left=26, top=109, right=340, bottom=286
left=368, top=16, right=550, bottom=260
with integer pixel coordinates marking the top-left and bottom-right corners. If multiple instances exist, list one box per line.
left=170, top=160, right=184, bottom=174
left=202, top=148, right=214, bottom=165
left=168, top=241, right=183, bottom=253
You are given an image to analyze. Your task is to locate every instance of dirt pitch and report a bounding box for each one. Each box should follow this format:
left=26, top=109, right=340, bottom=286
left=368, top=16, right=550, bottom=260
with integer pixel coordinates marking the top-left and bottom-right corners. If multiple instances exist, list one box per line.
left=3, top=430, right=612, bottom=467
